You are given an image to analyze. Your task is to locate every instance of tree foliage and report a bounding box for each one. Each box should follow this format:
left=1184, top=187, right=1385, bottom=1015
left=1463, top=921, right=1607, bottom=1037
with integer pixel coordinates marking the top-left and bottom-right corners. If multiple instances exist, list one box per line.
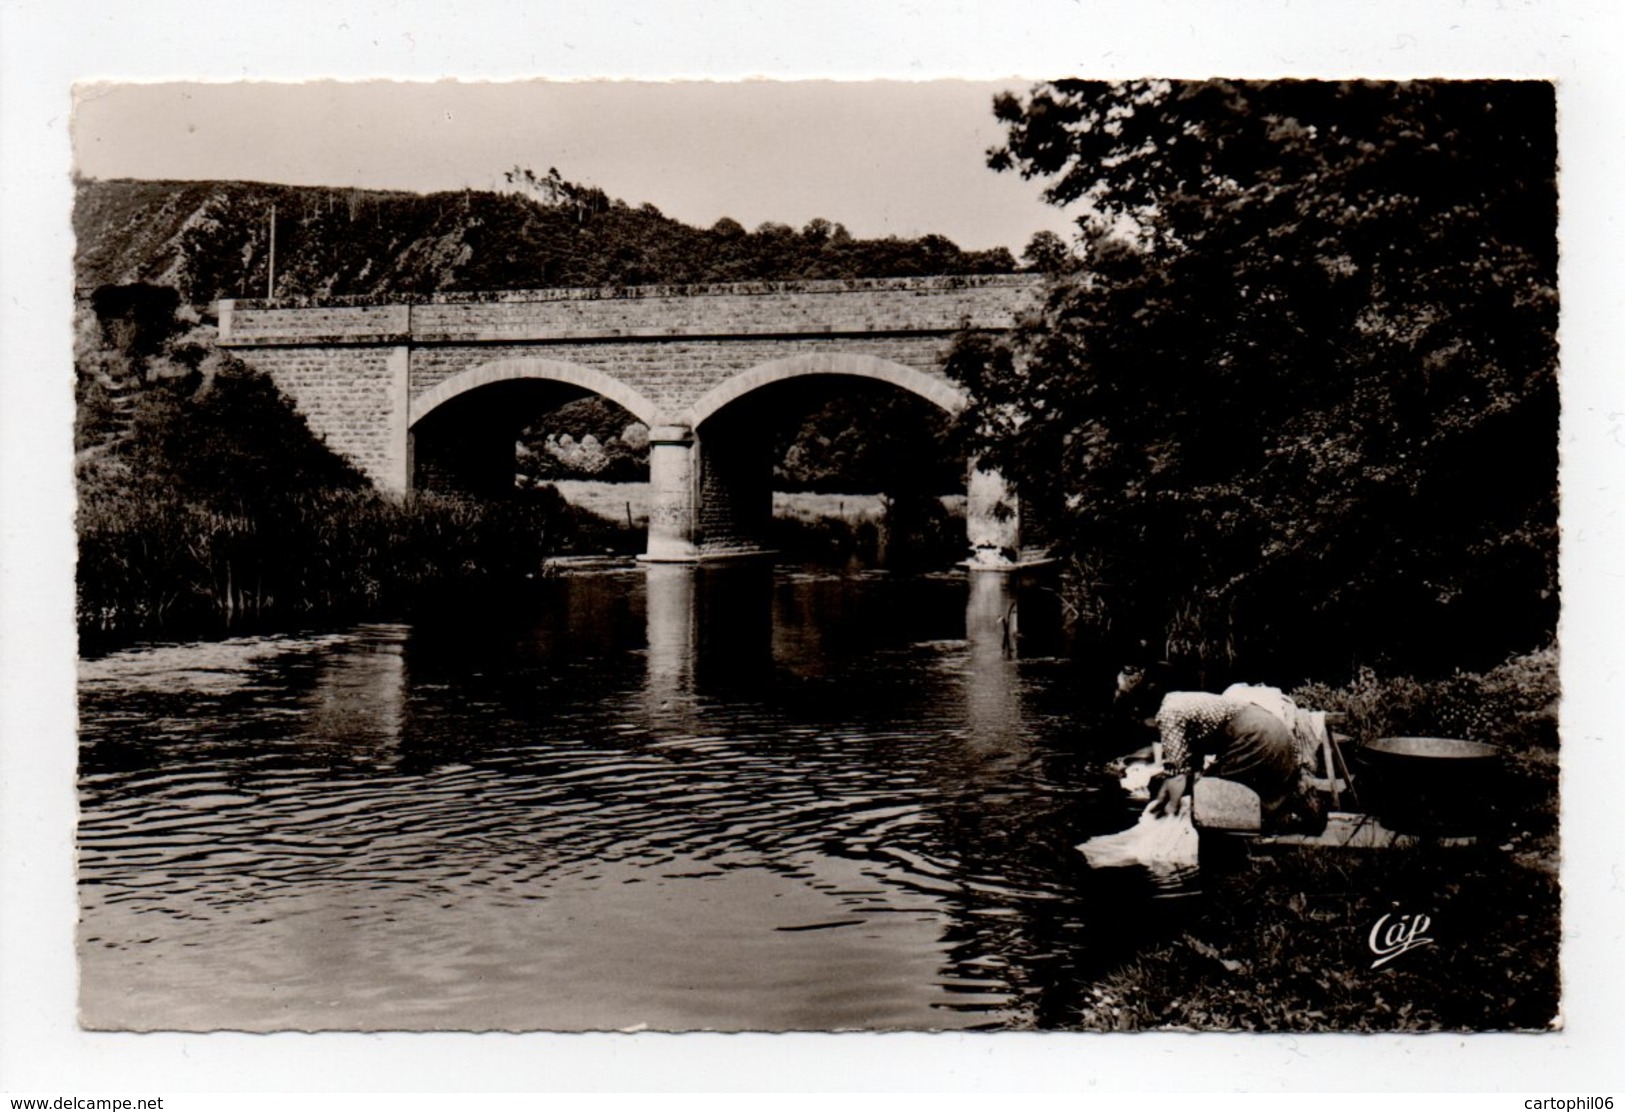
left=954, top=80, right=1557, bottom=679
left=768, top=383, right=962, bottom=496
left=517, top=396, right=651, bottom=484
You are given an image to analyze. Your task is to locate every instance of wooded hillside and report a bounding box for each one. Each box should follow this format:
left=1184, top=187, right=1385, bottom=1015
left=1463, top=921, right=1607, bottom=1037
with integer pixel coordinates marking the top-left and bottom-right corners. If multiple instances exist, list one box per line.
left=74, top=175, right=1019, bottom=304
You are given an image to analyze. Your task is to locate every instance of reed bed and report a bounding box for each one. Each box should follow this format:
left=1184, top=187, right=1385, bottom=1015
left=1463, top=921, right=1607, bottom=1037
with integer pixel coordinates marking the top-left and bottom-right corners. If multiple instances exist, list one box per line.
left=76, top=484, right=595, bottom=645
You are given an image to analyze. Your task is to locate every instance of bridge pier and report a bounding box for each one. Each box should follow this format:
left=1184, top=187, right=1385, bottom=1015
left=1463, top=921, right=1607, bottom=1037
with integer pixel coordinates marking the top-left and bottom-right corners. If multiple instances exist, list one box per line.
left=966, top=465, right=1023, bottom=570
left=641, top=430, right=1034, bottom=567
left=643, top=416, right=777, bottom=564
left=643, top=425, right=701, bottom=562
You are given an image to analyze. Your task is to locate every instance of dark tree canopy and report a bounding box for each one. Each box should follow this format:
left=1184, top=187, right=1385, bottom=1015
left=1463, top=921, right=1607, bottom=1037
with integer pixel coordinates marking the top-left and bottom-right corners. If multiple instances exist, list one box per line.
left=954, top=79, right=1557, bottom=680
left=767, top=383, right=963, bottom=496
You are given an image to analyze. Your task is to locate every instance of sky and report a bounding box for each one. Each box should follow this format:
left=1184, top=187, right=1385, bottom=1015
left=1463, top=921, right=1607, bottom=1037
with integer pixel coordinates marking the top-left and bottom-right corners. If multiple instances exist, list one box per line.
left=71, top=79, right=1081, bottom=255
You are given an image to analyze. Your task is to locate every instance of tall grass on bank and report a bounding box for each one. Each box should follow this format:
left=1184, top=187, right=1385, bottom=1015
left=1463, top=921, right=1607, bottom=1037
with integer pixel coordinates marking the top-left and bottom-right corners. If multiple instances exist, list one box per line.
left=77, top=484, right=599, bottom=645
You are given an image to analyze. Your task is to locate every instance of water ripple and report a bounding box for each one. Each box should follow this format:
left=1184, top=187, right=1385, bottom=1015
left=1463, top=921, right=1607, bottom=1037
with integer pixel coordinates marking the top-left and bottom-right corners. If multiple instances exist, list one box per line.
left=78, top=574, right=1171, bottom=1031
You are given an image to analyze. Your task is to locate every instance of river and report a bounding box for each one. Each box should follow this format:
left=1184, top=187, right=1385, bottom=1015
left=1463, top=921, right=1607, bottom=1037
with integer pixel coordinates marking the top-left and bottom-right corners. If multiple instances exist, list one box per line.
left=77, top=566, right=1189, bottom=1032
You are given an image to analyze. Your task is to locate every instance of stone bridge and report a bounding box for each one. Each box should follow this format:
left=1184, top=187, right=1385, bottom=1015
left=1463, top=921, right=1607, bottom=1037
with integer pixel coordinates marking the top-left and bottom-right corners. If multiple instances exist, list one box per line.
left=218, top=275, right=1044, bottom=565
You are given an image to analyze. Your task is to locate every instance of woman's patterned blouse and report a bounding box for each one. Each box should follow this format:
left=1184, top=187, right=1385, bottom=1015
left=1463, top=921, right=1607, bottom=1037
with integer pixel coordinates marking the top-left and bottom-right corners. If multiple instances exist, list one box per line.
left=1155, top=691, right=1240, bottom=775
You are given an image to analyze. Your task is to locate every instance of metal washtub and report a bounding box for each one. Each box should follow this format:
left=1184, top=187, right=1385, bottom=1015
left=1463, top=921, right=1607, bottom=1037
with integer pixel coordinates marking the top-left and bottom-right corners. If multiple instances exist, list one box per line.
left=1358, top=736, right=1503, bottom=836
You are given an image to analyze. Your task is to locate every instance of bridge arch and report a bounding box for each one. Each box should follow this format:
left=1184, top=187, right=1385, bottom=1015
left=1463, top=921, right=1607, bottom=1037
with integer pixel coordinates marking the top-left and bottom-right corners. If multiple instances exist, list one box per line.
left=683, top=352, right=968, bottom=429
left=222, top=279, right=1033, bottom=564
left=408, top=357, right=664, bottom=428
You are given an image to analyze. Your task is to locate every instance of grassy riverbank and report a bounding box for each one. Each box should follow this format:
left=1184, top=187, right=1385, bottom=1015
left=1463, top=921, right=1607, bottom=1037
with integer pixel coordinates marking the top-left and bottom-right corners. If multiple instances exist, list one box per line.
left=1075, top=842, right=1559, bottom=1031
left=1074, top=650, right=1560, bottom=1032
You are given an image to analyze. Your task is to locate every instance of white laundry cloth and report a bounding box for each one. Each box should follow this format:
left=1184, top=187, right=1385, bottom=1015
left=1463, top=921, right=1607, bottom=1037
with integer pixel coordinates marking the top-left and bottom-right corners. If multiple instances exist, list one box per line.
left=1117, top=757, right=1164, bottom=801
left=1077, top=797, right=1200, bottom=874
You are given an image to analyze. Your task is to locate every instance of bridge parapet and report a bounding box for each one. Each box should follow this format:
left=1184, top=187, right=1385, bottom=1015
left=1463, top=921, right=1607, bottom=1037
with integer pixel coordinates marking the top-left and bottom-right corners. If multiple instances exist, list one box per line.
left=219, top=275, right=1042, bottom=346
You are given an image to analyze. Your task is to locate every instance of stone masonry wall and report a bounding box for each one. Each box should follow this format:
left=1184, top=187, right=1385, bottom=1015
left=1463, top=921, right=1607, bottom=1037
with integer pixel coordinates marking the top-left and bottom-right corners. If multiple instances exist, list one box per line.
left=407, top=335, right=955, bottom=425
left=227, top=345, right=408, bottom=492
left=694, top=421, right=773, bottom=553
left=221, top=302, right=410, bottom=344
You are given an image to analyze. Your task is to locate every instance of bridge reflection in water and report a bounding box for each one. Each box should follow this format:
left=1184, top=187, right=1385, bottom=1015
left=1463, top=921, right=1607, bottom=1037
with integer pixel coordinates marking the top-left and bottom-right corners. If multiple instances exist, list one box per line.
left=642, top=564, right=1046, bottom=750
left=79, top=564, right=1173, bottom=1033
left=963, top=569, right=1032, bottom=762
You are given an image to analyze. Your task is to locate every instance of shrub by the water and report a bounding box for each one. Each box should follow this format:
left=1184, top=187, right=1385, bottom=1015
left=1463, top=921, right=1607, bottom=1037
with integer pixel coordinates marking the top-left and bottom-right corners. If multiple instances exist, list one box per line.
left=1290, top=647, right=1559, bottom=754
left=957, top=82, right=1558, bottom=681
